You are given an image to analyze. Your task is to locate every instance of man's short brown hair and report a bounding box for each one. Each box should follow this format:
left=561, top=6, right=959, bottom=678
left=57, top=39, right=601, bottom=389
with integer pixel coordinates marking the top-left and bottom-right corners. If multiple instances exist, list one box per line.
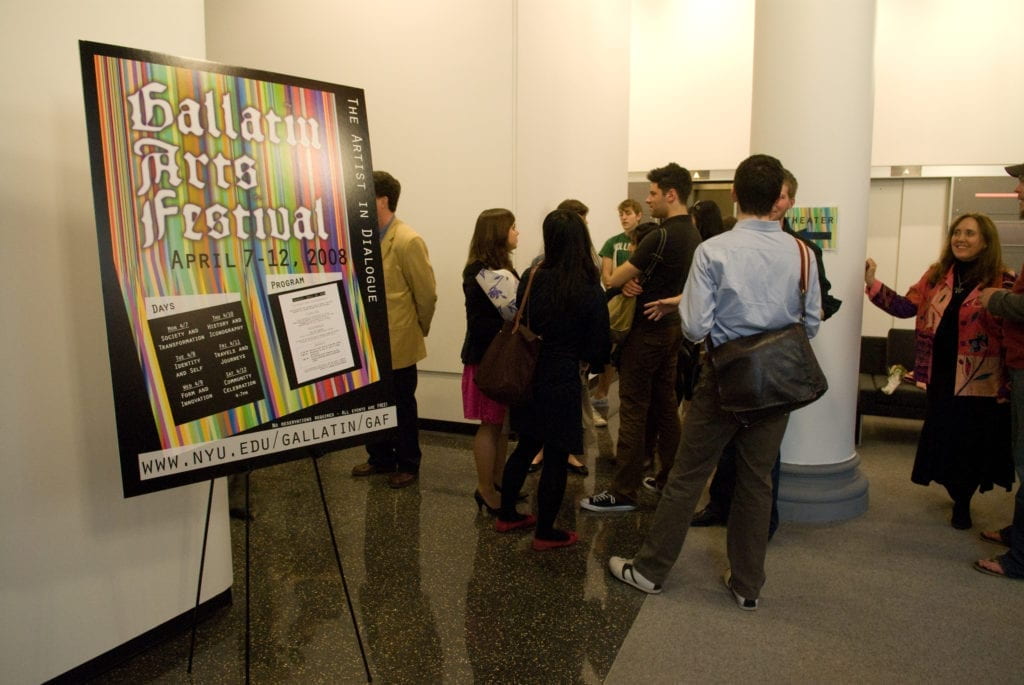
left=618, top=198, right=642, bottom=215
left=373, top=171, right=401, bottom=212
left=782, top=168, right=798, bottom=201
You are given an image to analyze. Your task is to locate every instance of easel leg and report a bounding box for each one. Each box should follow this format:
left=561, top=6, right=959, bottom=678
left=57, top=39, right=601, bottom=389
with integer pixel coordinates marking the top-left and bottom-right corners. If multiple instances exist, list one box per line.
left=311, top=454, right=373, bottom=683
left=245, top=469, right=251, bottom=685
left=187, top=479, right=215, bottom=674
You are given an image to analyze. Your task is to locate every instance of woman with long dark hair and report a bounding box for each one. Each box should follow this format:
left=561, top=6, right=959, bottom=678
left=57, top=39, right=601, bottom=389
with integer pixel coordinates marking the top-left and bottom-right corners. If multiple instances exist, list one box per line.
left=461, top=208, right=520, bottom=514
left=495, top=209, right=610, bottom=549
left=865, top=213, right=1015, bottom=528
left=690, top=200, right=726, bottom=241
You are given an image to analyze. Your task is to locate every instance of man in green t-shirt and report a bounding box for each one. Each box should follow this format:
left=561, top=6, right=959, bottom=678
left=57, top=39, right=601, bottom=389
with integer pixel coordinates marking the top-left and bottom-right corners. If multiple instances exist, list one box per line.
left=598, top=199, right=643, bottom=287
left=593, top=199, right=644, bottom=404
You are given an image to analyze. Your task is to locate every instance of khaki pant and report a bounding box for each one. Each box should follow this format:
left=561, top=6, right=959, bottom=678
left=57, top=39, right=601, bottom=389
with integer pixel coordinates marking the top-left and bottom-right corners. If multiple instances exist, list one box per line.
left=633, top=367, right=789, bottom=599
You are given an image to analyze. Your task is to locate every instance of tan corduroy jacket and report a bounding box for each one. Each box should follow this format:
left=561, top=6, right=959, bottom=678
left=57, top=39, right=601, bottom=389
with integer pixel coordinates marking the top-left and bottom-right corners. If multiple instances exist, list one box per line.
left=380, top=217, right=437, bottom=369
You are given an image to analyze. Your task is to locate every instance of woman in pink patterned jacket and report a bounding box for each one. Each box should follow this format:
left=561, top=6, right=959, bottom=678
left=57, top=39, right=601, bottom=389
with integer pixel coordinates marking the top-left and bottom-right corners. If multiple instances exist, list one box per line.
left=865, top=213, right=1015, bottom=530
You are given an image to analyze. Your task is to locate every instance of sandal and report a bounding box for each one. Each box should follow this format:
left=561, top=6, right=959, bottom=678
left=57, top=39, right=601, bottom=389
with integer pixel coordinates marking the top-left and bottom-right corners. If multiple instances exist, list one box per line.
left=980, top=529, right=1010, bottom=546
left=973, top=557, right=1009, bottom=578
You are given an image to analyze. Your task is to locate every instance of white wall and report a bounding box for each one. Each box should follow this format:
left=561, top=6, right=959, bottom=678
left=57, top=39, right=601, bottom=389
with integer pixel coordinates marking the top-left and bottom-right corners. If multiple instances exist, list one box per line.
left=205, top=0, right=630, bottom=424
left=628, top=0, right=755, bottom=173
left=873, top=0, right=1024, bottom=166
left=0, top=2, right=233, bottom=683
left=863, top=179, right=951, bottom=336
left=628, top=0, right=1024, bottom=173
left=515, top=0, right=631, bottom=259
left=206, top=0, right=517, bottom=423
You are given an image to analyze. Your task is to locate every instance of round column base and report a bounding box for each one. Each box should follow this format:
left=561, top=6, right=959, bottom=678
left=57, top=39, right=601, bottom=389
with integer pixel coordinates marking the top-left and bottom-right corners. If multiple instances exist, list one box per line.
left=778, top=454, right=869, bottom=523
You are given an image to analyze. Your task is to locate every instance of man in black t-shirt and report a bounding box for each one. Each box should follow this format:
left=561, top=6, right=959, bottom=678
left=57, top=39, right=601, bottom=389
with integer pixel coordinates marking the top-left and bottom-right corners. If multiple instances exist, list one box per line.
left=582, top=163, right=701, bottom=512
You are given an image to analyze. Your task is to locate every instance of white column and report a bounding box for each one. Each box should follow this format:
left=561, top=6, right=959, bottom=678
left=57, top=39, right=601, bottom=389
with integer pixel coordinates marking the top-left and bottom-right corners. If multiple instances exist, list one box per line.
left=750, top=0, right=875, bottom=520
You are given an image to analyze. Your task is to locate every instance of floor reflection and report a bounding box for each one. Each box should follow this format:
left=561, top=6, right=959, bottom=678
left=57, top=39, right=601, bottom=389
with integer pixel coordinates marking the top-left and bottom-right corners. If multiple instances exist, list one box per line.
left=359, top=486, right=443, bottom=683
left=92, top=426, right=652, bottom=684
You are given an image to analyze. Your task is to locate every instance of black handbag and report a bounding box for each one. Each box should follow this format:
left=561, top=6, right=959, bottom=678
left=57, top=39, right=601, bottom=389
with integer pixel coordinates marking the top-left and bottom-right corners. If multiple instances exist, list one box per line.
left=474, top=267, right=542, bottom=405
left=707, top=238, right=827, bottom=425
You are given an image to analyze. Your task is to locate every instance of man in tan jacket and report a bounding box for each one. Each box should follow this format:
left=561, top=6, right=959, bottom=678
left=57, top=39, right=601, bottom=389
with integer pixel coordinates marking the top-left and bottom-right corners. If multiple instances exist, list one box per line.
left=352, top=171, right=437, bottom=488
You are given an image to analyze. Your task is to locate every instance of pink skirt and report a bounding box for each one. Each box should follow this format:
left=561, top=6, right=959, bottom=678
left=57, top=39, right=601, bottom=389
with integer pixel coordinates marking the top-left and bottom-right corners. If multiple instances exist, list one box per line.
left=462, top=365, right=507, bottom=424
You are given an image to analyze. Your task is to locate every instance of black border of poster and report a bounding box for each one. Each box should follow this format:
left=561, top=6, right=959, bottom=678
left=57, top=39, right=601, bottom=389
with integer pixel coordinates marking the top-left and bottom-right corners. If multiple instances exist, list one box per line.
left=80, top=41, right=395, bottom=497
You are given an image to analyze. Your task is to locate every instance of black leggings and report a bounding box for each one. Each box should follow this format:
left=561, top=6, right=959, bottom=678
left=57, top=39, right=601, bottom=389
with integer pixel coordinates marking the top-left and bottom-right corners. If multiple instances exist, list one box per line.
left=499, top=434, right=568, bottom=538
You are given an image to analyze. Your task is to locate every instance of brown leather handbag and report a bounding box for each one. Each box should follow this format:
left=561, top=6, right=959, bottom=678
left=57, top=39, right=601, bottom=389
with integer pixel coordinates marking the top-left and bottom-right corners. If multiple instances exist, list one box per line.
left=707, top=238, right=828, bottom=425
left=475, top=266, right=542, bottom=405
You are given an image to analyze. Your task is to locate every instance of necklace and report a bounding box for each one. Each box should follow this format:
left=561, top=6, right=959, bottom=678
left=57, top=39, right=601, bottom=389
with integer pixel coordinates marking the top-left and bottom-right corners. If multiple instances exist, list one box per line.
left=953, top=263, right=971, bottom=294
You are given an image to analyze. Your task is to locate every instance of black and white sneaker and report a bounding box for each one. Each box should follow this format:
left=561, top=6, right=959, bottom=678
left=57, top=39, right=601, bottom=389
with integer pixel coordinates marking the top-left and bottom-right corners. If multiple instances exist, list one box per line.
left=580, top=490, right=637, bottom=512
left=723, top=569, right=758, bottom=611
left=608, top=556, right=662, bottom=594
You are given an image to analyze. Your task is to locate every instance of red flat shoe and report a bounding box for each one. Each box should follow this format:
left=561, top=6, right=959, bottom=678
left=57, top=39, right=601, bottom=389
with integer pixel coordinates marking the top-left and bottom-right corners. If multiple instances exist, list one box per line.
left=495, top=514, right=536, bottom=533
left=532, top=531, right=578, bottom=550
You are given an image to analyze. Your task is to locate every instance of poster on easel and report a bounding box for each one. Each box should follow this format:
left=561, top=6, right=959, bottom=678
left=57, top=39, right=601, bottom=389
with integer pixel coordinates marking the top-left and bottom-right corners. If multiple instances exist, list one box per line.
left=80, top=41, right=394, bottom=497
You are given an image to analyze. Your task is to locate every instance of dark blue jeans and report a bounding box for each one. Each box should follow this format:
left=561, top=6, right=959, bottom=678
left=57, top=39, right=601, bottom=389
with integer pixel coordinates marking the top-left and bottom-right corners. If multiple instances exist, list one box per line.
left=998, top=368, right=1024, bottom=577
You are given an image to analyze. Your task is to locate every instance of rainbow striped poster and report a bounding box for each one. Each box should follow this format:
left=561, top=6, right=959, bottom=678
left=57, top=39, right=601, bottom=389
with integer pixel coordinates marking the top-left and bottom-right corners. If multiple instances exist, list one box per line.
left=80, top=42, right=393, bottom=497
left=786, top=206, right=838, bottom=250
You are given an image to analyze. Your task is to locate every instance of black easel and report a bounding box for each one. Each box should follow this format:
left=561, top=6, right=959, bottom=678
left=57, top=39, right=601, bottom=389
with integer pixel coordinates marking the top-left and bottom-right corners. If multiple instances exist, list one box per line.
left=187, top=479, right=215, bottom=674
left=185, top=461, right=372, bottom=682
left=311, top=454, right=372, bottom=682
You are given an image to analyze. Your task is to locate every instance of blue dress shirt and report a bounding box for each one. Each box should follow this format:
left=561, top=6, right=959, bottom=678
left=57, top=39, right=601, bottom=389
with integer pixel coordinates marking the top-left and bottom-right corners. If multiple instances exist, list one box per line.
left=679, top=219, right=822, bottom=346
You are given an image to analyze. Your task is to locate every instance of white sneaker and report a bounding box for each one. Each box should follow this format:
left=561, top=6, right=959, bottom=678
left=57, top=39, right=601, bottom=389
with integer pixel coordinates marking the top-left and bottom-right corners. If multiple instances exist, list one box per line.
left=608, top=556, right=662, bottom=594
left=723, top=569, right=758, bottom=611
left=641, top=476, right=662, bottom=493
left=881, top=364, right=907, bottom=395
left=581, top=490, right=637, bottom=512
left=592, top=410, right=608, bottom=427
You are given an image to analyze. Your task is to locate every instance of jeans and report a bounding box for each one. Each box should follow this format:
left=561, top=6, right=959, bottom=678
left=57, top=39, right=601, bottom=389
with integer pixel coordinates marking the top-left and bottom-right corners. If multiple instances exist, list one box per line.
left=612, top=322, right=682, bottom=501
left=998, top=368, right=1024, bottom=577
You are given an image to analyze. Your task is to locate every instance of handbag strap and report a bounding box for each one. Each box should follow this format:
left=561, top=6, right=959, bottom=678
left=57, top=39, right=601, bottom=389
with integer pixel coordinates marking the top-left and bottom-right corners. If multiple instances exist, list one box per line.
left=513, top=265, right=541, bottom=331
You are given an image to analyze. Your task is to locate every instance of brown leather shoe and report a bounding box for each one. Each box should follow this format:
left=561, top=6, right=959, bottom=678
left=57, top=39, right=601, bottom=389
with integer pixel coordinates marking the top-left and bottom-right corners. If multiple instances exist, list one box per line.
left=387, top=472, right=417, bottom=489
left=351, top=462, right=389, bottom=477
left=691, top=506, right=727, bottom=527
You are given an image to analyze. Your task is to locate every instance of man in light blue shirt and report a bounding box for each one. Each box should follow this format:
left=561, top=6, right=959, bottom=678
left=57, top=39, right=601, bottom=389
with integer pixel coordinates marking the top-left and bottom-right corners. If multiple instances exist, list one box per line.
left=609, top=154, right=821, bottom=610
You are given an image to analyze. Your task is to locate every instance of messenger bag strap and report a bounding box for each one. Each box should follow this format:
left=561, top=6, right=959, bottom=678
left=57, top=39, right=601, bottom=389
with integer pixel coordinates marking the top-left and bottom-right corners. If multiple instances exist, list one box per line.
left=639, top=227, right=669, bottom=283
left=706, top=235, right=812, bottom=356
left=794, top=237, right=811, bottom=318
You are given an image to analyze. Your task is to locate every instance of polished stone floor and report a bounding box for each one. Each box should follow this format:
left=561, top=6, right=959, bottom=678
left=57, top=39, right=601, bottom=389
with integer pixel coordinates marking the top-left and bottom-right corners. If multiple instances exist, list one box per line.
left=94, top=406, right=663, bottom=683
left=87, top=406, right=1023, bottom=684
